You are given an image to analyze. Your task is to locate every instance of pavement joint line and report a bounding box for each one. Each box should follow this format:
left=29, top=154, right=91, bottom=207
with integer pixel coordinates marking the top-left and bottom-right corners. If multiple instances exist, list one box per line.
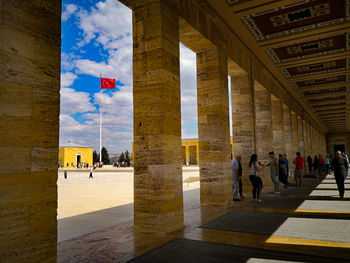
left=238, top=206, right=350, bottom=217
left=280, top=195, right=350, bottom=200
left=316, top=188, right=350, bottom=190
left=184, top=228, right=350, bottom=260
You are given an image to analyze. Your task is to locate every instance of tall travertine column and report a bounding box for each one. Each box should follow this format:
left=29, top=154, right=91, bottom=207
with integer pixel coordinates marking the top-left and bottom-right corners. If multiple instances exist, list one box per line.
left=291, top=112, right=299, bottom=159
left=133, top=0, right=184, bottom=233
left=0, top=1, right=60, bottom=261
left=230, top=72, right=255, bottom=174
left=271, top=96, right=285, bottom=155
left=254, top=81, right=273, bottom=184
left=197, top=48, right=232, bottom=208
left=283, top=104, right=294, bottom=170
left=297, top=116, right=305, bottom=157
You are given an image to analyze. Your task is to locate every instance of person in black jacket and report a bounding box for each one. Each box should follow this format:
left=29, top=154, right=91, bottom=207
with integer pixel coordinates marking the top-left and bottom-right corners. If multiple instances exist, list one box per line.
left=333, top=151, right=348, bottom=199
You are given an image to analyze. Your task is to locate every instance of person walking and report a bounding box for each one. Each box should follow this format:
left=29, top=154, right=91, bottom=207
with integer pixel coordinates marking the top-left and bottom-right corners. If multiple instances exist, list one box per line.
left=231, top=155, right=242, bottom=201
left=318, top=154, right=325, bottom=175
left=307, top=155, right=313, bottom=175
left=313, top=155, right=319, bottom=176
left=249, top=154, right=265, bottom=203
left=283, top=154, right=290, bottom=178
left=294, top=152, right=304, bottom=187
left=325, top=154, right=330, bottom=175
left=238, top=158, right=244, bottom=199
left=342, top=152, right=349, bottom=179
left=89, top=168, right=93, bottom=178
left=332, top=151, right=348, bottom=199
left=64, top=169, right=67, bottom=179
left=278, top=154, right=289, bottom=191
left=266, top=152, right=279, bottom=193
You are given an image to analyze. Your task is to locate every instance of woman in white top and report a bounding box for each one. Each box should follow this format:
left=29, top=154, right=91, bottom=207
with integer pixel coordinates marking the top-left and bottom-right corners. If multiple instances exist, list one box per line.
left=249, top=154, right=265, bottom=203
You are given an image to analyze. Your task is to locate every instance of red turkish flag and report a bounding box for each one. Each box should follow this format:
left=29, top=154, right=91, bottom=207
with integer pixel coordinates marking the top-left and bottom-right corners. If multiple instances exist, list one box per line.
left=100, top=78, right=116, bottom=89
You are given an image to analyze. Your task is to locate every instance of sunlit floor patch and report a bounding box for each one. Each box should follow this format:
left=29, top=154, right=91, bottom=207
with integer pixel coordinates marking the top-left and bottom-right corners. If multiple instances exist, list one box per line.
left=295, top=200, right=350, bottom=213
left=310, top=190, right=349, bottom=197
left=270, top=217, right=350, bottom=243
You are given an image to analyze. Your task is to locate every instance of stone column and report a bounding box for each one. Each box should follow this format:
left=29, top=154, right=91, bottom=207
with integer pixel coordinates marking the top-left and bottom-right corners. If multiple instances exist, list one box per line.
left=283, top=104, right=294, bottom=170
left=291, top=112, right=298, bottom=160
left=133, top=0, right=183, bottom=233
left=271, top=96, right=285, bottom=155
left=197, top=48, right=232, bottom=208
left=185, top=145, right=190, bottom=164
left=254, top=81, right=273, bottom=185
left=230, top=72, right=255, bottom=176
left=0, top=1, right=61, bottom=261
left=297, top=116, right=305, bottom=157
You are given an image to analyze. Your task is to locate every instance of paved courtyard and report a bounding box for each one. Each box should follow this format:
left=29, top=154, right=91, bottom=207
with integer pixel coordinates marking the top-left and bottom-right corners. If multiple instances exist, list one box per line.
left=58, top=166, right=200, bottom=242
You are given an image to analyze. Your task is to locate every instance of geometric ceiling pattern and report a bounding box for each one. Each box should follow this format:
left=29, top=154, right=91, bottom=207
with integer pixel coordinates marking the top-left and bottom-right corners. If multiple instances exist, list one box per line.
left=215, top=0, right=350, bottom=132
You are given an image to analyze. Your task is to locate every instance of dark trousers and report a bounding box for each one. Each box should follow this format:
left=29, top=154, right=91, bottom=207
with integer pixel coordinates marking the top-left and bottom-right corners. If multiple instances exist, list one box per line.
left=308, top=164, right=312, bottom=173
left=335, top=174, right=345, bottom=198
left=239, top=179, right=243, bottom=197
left=249, top=175, right=262, bottom=199
left=325, top=164, right=330, bottom=174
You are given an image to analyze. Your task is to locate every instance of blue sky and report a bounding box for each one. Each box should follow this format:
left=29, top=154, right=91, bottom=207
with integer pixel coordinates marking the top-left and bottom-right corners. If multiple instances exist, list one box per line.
left=60, top=0, right=202, bottom=154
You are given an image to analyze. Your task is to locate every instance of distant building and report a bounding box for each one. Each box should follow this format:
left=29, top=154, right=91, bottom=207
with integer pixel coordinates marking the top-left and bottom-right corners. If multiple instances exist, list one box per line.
left=132, top=138, right=234, bottom=164
left=58, top=143, right=93, bottom=168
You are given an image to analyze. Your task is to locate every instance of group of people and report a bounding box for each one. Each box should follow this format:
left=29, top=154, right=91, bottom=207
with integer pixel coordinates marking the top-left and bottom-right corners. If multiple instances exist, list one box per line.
left=306, top=154, right=331, bottom=176
left=63, top=168, right=94, bottom=179
left=232, top=150, right=349, bottom=202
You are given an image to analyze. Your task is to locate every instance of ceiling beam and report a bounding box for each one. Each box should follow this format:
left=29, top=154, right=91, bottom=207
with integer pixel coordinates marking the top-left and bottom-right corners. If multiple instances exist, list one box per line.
left=276, top=51, right=350, bottom=69
left=318, top=112, right=346, bottom=117
left=321, top=118, right=345, bottom=122
left=313, top=104, right=346, bottom=111
left=289, top=70, right=350, bottom=82
left=318, top=110, right=346, bottom=115
left=316, top=109, right=346, bottom=114
left=297, top=83, right=349, bottom=93
left=234, top=0, right=303, bottom=17
left=310, top=99, right=346, bottom=106
left=304, top=91, right=347, bottom=100
left=319, top=115, right=346, bottom=119
left=259, top=22, right=349, bottom=48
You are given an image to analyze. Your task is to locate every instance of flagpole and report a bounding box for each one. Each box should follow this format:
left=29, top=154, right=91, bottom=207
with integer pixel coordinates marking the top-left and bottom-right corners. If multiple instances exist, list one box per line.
left=99, top=74, right=102, bottom=164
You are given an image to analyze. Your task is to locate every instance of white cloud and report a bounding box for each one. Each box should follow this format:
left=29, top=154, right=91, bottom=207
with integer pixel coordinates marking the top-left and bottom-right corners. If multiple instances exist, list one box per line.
left=59, top=85, right=133, bottom=153
left=71, top=0, right=133, bottom=85
left=74, top=46, right=132, bottom=85
left=61, top=72, right=78, bottom=88
left=60, top=88, right=96, bottom=115
left=62, top=4, right=78, bottom=21
left=76, top=0, right=131, bottom=47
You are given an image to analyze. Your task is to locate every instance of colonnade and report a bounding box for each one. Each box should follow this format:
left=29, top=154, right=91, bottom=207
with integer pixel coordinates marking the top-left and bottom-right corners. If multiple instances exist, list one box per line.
left=0, top=0, right=330, bottom=259
left=131, top=0, right=328, bottom=234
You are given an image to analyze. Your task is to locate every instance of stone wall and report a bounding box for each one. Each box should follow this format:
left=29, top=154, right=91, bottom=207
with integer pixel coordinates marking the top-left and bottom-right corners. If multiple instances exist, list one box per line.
left=0, top=0, right=61, bottom=261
